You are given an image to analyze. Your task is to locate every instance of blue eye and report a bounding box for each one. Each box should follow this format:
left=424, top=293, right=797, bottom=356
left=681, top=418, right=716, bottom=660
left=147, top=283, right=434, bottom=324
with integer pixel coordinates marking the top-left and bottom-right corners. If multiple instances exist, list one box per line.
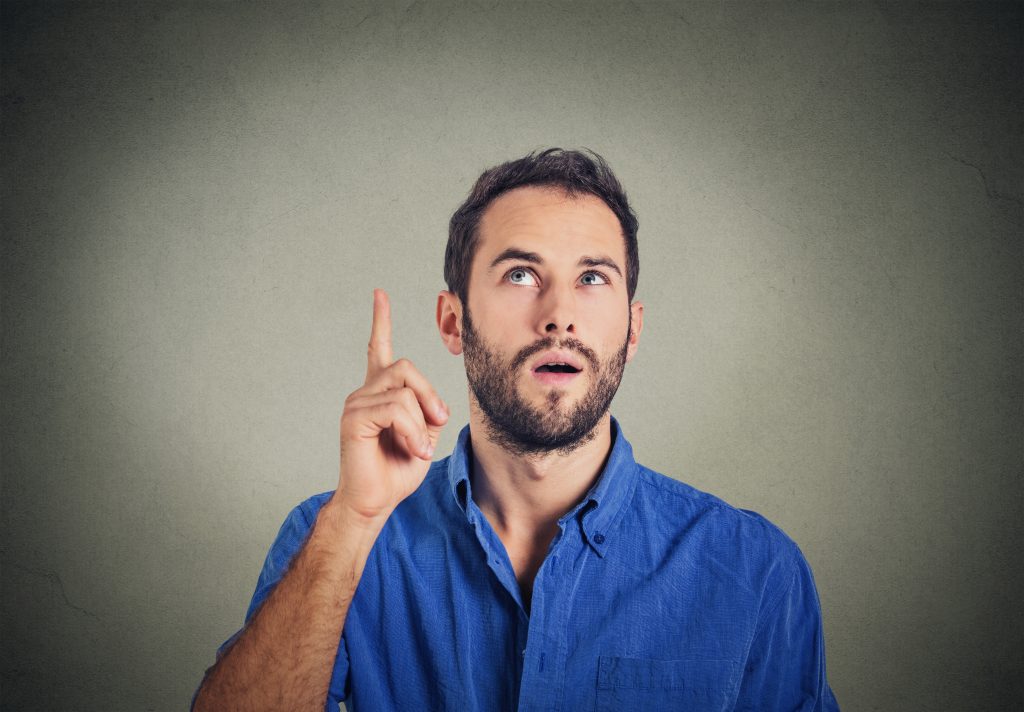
left=507, top=268, right=538, bottom=286
left=580, top=272, right=608, bottom=286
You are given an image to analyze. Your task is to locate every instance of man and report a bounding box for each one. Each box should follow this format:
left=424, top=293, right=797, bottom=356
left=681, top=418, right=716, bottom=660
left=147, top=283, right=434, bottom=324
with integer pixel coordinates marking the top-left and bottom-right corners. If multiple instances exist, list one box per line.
left=193, top=149, right=839, bottom=711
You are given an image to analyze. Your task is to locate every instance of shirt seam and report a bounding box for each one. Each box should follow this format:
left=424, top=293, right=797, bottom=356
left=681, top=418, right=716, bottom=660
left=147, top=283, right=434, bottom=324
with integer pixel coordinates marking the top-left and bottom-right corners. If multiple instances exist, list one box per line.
left=741, top=557, right=799, bottom=672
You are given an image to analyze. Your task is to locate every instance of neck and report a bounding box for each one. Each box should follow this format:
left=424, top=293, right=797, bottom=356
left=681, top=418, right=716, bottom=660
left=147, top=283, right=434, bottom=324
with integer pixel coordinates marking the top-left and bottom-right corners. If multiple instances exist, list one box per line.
left=467, top=398, right=614, bottom=542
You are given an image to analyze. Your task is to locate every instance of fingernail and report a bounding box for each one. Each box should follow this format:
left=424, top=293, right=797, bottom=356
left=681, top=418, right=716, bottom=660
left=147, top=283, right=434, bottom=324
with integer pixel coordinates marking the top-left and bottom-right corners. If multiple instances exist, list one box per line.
left=425, top=442, right=435, bottom=458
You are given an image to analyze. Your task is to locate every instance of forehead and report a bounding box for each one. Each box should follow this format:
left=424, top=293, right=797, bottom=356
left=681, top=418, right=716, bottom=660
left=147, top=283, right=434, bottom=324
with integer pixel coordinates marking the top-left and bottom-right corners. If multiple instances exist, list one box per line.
left=474, top=185, right=625, bottom=265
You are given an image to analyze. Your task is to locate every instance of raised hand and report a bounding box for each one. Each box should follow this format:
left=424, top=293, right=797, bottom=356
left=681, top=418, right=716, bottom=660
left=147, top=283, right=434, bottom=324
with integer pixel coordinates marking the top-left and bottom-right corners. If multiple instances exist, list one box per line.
left=334, top=289, right=449, bottom=523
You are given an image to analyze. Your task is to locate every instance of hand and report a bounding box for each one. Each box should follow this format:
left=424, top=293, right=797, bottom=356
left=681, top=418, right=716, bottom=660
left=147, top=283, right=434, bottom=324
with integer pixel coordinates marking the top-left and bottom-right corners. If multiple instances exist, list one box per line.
left=333, top=289, right=449, bottom=523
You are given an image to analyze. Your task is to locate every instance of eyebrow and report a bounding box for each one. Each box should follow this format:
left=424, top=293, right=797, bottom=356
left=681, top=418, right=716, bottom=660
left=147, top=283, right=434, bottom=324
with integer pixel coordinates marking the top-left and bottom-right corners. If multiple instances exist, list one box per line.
left=488, top=248, right=623, bottom=279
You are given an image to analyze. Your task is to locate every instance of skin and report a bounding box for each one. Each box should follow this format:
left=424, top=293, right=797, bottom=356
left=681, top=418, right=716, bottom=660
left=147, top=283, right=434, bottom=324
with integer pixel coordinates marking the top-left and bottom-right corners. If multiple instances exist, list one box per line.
left=193, top=184, right=644, bottom=709
left=437, top=185, right=644, bottom=603
left=194, top=291, right=450, bottom=712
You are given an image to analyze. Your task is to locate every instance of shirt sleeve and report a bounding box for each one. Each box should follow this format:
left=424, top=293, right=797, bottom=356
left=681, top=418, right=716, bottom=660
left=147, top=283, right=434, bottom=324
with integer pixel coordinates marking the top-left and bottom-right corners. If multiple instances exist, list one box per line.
left=733, top=545, right=840, bottom=711
left=192, top=496, right=351, bottom=712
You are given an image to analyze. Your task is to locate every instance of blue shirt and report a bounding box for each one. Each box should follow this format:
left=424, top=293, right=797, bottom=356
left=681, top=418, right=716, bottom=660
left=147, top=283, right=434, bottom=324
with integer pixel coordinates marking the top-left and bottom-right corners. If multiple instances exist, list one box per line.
left=208, top=417, right=838, bottom=711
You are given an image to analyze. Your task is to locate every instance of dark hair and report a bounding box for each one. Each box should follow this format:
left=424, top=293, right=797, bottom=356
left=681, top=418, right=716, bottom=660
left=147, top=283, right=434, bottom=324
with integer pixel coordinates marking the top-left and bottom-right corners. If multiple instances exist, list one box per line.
left=444, top=148, right=639, bottom=305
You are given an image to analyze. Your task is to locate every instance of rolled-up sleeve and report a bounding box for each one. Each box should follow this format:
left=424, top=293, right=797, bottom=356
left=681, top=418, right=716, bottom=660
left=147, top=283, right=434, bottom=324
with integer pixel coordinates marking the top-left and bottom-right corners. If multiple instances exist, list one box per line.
left=192, top=496, right=351, bottom=711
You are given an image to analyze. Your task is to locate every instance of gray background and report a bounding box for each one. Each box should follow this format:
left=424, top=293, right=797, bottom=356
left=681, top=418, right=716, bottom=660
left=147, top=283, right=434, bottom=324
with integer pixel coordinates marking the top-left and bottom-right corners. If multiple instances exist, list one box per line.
left=2, top=1, right=1021, bottom=710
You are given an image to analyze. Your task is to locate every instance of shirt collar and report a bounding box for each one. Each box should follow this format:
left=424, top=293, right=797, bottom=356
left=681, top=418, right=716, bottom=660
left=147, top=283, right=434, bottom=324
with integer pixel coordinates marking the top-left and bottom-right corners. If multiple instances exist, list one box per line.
left=446, top=416, right=640, bottom=557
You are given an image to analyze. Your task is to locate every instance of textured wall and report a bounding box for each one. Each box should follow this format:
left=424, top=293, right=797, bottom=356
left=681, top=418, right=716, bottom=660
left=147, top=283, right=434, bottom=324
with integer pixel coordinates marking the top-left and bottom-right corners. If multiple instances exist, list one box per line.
left=2, top=2, right=1021, bottom=710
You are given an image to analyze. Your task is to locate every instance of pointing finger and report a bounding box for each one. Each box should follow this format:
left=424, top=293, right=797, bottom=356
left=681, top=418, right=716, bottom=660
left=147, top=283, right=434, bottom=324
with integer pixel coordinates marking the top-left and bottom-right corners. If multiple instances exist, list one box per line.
left=366, top=288, right=393, bottom=380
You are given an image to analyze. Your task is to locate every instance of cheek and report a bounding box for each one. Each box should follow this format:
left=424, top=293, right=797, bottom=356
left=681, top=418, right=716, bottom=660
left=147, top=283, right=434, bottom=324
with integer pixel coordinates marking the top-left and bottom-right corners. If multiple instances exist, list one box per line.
left=578, top=295, right=627, bottom=323
left=478, top=292, right=534, bottom=326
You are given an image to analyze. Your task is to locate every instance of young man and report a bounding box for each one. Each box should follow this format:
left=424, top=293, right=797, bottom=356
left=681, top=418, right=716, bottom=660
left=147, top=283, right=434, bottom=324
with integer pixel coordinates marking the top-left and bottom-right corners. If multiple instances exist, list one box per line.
left=193, top=149, right=839, bottom=711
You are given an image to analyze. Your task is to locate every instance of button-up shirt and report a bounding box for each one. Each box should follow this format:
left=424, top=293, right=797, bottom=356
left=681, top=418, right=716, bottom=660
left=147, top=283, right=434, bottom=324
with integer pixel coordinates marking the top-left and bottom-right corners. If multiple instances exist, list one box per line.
left=206, top=417, right=839, bottom=711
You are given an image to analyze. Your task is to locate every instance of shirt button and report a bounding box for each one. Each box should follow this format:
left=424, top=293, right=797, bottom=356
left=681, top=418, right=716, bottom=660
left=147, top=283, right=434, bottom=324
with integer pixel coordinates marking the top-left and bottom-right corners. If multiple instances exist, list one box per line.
left=593, top=533, right=605, bottom=544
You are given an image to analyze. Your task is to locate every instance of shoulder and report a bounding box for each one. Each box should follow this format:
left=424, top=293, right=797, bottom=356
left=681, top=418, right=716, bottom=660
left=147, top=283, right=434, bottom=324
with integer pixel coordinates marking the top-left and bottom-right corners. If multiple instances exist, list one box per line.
left=402, top=457, right=456, bottom=507
left=628, top=464, right=804, bottom=572
left=387, top=458, right=465, bottom=542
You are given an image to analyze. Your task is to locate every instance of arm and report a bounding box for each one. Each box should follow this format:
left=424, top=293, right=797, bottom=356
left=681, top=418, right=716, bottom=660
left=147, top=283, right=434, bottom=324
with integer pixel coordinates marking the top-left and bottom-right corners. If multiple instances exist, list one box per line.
left=734, top=548, right=840, bottom=711
left=193, top=499, right=385, bottom=712
left=193, top=289, right=449, bottom=712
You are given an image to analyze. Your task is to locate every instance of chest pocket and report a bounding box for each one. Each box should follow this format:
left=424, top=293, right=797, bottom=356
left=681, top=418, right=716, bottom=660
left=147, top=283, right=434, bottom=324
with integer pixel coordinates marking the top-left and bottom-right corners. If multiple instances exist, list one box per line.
left=595, top=655, right=739, bottom=712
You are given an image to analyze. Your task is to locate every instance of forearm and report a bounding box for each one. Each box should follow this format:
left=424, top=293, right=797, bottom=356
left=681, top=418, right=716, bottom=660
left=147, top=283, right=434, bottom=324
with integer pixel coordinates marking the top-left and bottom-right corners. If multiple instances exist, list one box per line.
left=194, top=497, right=386, bottom=712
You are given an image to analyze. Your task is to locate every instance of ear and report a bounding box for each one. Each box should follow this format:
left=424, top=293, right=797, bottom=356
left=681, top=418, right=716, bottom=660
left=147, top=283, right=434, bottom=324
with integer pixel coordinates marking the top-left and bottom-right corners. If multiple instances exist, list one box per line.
left=437, top=290, right=464, bottom=355
left=625, top=300, right=644, bottom=363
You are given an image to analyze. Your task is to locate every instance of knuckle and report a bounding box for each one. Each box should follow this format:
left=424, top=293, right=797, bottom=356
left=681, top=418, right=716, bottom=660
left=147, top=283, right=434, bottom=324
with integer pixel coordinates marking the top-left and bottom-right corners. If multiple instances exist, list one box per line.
left=344, top=387, right=368, bottom=408
left=392, top=391, right=414, bottom=416
left=409, top=392, right=428, bottom=419
left=340, top=404, right=357, bottom=427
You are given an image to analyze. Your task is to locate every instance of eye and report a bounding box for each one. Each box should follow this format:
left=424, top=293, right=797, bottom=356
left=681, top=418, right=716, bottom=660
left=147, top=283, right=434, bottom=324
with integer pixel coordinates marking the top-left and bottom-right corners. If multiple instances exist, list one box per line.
left=580, top=271, right=609, bottom=286
left=506, top=268, right=538, bottom=286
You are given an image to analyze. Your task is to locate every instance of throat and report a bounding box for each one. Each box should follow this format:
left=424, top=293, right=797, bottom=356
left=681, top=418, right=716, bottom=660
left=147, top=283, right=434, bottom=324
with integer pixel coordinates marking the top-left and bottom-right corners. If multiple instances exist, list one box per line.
left=491, top=524, right=557, bottom=614
left=506, top=542, right=550, bottom=614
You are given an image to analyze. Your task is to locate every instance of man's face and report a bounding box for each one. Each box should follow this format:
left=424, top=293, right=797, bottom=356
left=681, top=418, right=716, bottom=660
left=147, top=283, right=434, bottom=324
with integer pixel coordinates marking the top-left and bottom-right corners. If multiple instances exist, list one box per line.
left=460, top=185, right=639, bottom=457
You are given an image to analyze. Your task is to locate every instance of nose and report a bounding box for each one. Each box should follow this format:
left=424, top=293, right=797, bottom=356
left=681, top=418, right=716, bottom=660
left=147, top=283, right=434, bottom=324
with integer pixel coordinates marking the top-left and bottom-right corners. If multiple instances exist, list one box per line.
left=536, top=284, right=576, bottom=337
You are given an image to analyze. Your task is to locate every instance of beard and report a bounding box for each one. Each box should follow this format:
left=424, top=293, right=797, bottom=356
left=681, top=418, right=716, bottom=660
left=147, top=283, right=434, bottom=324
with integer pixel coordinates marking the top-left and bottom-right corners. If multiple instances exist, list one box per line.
left=461, top=305, right=631, bottom=458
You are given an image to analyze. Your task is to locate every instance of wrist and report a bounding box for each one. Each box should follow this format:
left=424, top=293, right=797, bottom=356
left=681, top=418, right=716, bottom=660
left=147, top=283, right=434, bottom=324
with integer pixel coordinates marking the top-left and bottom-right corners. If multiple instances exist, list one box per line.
left=325, top=494, right=392, bottom=533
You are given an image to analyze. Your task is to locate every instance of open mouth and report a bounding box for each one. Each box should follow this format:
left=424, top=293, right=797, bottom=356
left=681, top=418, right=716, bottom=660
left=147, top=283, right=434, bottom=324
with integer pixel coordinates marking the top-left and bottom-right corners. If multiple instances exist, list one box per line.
left=530, top=350, right=585, bottom=386
left=534, top=363, right=581, bottom=374
left=532, top=361, right=583, bottom=386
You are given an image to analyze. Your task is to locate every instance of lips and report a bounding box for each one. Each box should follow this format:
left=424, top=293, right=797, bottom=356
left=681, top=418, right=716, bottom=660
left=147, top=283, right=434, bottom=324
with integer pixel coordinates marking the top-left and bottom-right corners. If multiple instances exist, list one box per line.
left=530, top=350, right=584, bottom=373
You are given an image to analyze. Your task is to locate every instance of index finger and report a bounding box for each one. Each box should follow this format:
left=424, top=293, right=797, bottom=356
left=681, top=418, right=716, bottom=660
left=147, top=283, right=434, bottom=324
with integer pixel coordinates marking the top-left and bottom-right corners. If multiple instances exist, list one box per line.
left=366, top=288, right=393, bottom=379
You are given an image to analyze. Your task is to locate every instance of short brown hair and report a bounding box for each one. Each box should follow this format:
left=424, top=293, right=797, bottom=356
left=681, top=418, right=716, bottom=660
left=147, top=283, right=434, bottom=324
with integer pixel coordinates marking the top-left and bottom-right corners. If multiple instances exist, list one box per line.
left=444, top=148, right=639, bottom=304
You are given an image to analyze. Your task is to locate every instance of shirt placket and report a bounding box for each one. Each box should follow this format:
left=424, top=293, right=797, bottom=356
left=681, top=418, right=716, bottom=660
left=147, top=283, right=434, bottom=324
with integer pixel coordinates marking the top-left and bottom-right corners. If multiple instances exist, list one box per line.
left=517, top=522, right=584, bottom=712
left=465, top=497, right=534, bottom=710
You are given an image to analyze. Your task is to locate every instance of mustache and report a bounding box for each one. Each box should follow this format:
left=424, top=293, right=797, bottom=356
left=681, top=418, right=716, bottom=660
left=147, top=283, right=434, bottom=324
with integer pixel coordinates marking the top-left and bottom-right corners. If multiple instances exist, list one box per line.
left=509, top=337, right=599, bottom=373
